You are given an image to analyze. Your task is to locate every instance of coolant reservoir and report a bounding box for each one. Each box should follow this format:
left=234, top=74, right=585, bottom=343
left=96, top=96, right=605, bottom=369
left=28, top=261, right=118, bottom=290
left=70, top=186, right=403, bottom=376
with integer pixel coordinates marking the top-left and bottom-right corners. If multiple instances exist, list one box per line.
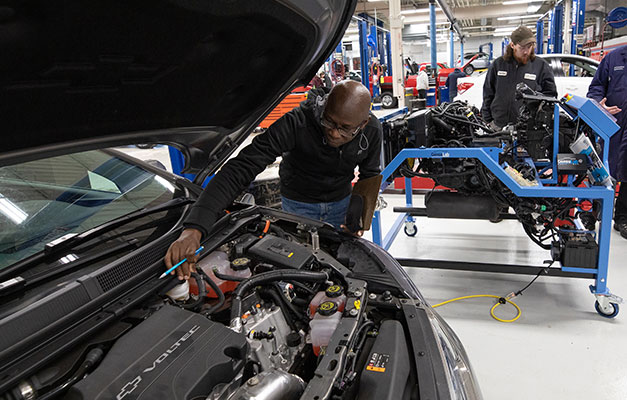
left=189, top=252, right=251, bottom=298
left=308, top=285, right=346, bottom=318
left=310, top=301, right=341, bottom=356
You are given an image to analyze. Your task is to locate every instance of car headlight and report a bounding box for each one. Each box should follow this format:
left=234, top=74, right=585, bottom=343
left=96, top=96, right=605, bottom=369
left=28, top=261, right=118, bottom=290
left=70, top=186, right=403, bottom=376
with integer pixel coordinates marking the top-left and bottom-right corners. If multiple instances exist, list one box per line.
left=426, top=308, right=483, bottom=400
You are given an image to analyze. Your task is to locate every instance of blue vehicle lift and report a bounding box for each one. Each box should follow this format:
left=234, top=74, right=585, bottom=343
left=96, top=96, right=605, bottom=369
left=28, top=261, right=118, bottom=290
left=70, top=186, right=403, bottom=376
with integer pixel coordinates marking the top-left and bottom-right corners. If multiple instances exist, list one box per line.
left=569, top=0, right=586, bottom=75
left=371, top=95, right=623, bottom=317
left=478, top=42, right=493, bottom=61
left=548, top=4, right=564, bottom=54
left=536, top=19, right=544, bottom=54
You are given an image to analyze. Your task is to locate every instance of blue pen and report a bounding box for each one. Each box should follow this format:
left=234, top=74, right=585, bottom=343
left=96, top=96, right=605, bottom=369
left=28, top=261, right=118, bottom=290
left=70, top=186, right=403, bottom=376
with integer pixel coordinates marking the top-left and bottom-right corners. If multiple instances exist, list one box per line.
left=159, top=246, right=204, bottom=279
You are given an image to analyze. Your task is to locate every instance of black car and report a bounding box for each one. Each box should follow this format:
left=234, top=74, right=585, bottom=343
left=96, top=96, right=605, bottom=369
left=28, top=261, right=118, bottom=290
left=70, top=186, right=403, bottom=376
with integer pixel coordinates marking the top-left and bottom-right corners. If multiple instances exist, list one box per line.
left=0, top=1, right=481, bottom=399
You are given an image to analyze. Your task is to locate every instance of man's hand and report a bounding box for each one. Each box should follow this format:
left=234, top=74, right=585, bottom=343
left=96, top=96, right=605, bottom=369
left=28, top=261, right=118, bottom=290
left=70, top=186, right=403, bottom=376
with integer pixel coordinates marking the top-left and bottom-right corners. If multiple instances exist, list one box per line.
left=488, top=120, right=501, bottom=132
left=164, top=228, right=202, bottom=280
left=340, top=224, right=364, bottom=237
left=600, top=98, right=622, bottom=115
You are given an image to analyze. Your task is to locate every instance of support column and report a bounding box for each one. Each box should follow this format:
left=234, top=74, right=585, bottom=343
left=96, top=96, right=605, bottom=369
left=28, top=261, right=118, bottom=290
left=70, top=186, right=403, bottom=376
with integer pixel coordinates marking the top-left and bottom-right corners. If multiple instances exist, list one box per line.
left=449, top=29, right=455, bottom=67
left=563, top=0, right=571, bottom=56
left=389, top=0, right=403, bottom=103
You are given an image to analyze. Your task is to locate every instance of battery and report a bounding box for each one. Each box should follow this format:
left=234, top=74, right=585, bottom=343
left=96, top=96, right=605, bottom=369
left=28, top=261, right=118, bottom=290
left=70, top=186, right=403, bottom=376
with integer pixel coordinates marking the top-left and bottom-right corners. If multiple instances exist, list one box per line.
left=561, top=232, right=598, bottom=269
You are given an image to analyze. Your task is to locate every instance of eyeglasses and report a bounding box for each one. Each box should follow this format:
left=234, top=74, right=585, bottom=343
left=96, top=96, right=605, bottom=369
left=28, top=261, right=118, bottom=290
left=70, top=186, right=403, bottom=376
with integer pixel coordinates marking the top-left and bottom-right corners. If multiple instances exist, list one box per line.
left=515, top=42, right=536, bottom=51
left=320, top=113, right=364, bottom=138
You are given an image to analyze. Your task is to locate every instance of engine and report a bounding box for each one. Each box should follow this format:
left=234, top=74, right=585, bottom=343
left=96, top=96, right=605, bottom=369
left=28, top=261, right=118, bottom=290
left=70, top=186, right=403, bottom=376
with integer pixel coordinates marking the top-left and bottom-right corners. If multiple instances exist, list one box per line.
left=2, top=214, right=429, bottom=400
left=382, top=83, right=600, bottom=251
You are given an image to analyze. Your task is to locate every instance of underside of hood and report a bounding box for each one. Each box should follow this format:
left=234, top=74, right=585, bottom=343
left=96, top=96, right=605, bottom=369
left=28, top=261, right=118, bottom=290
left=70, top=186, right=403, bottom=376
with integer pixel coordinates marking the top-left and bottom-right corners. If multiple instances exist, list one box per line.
left=0, top=0, right=356, bottom=171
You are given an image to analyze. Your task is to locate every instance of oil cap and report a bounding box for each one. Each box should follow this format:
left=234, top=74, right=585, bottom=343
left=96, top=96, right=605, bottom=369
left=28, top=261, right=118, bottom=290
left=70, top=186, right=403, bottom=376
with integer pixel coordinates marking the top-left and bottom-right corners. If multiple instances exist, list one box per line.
left=317, top=301, right=338, bottom=316
left=325, top=285, right=343, bottom=298
left=231, top=257, right=251, bottom=271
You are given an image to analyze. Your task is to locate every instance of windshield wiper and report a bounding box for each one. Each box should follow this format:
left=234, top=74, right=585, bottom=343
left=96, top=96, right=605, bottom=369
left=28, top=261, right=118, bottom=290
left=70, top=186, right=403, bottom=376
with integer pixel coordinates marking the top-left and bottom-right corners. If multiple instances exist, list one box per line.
left=0, top=197, right=193, bottom=282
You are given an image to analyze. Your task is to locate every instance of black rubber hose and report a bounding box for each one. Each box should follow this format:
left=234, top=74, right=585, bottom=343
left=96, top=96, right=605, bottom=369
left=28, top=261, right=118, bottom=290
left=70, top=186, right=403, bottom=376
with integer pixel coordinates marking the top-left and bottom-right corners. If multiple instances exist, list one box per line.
left=261, top=288, right=299, bottom=332
left=199, top=269, right=225, bottom=315
left=38, top=348, right=104, bottom=400
left=272, top=283, right=310, bottom=324
left=181, top=273, right=205, bottom=311
left=213, top=267, right=246, bottom=282
left=230, top=270, right=328, bottom=323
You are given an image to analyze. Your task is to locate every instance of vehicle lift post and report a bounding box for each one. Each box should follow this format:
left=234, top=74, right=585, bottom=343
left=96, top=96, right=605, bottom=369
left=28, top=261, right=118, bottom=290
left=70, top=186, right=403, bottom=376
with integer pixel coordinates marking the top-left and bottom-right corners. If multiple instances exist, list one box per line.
left=536, top=19, right=544, bottom=54
left=570, top=0, right=586, bottom=75
left=548, top=4, right=564, bottom=54
left=370, top=24, right=380, bottom=99
left=478, top=43, right=493, bottom=62
left=358, top=19, right=370, bottom=89
left=371, top=96, right=622, bottom=317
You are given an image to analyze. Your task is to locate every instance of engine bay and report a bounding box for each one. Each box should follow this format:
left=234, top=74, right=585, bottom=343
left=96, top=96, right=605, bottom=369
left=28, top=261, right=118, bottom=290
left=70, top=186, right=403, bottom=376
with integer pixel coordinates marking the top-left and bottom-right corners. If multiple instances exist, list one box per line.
left=1, top=210, right=446, bottom=400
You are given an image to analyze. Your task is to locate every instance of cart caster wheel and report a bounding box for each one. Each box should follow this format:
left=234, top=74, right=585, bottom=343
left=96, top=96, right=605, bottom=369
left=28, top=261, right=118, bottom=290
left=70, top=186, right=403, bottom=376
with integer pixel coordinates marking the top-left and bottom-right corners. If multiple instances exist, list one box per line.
left=595, top=301, right=619, bottom=318
left=404, top=224, right=417, bottom=237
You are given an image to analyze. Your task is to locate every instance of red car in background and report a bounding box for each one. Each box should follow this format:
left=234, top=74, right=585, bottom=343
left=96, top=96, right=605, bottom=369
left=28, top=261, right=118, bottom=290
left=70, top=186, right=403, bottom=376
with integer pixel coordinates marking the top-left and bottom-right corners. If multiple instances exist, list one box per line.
left=378, top=62, right=447, bottom=108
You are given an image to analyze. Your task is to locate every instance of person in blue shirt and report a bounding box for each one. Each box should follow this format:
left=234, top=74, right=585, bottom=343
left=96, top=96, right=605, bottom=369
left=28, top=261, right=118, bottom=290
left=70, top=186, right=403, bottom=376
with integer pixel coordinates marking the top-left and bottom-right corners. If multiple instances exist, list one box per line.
left=445, top=67, right=466, bottom=100
left=587, top=45, right=627, bottom=238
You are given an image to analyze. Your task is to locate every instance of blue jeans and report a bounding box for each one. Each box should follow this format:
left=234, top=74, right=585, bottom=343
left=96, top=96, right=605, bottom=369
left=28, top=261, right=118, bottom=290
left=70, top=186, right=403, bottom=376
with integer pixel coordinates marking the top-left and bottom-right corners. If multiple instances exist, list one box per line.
left=281, top=195, right=350, bottom=229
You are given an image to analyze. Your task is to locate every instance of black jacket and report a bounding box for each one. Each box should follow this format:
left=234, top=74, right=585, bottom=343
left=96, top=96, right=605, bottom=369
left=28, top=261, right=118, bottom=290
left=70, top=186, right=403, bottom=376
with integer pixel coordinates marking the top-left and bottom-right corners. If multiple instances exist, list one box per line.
left=481, top=56, right=557, bottom=127
left=184, top=89, right=383, bottom=237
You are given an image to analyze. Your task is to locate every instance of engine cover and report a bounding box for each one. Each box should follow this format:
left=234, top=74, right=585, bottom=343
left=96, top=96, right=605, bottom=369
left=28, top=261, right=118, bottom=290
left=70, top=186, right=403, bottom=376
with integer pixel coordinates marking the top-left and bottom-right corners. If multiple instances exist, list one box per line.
left=66, top=305, right=248, bottom=400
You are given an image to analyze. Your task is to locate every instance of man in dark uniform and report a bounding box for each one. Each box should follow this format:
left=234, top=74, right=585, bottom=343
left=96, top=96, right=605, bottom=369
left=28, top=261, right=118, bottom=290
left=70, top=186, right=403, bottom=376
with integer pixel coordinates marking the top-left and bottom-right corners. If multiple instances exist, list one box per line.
left=445, top=67, right=466, bottom=100
left=164, top=80, right=382, bottom=279
left=482, top=26, right=557, bottom=130
left=587, top=45, right=627, bottom=238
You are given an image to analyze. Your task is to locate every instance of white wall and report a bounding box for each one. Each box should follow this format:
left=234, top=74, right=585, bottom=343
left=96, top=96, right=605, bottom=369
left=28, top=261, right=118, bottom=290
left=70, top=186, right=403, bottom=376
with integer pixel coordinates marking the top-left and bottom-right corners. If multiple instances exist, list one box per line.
left=403, top=35, right=504, bottom=66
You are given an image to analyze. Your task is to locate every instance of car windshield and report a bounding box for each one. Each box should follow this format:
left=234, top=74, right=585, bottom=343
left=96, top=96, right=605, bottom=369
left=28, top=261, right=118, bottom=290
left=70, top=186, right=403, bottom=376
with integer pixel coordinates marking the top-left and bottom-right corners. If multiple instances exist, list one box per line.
left=556, top=57, right=598, bottom=77
left=0, top=150, right=177, bottom=270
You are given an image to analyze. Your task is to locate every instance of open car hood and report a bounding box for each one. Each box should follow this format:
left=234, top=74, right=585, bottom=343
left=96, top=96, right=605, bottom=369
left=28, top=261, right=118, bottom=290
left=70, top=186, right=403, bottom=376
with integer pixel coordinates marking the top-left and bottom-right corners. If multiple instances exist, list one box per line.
left=0, top=0, right=356, bottom=178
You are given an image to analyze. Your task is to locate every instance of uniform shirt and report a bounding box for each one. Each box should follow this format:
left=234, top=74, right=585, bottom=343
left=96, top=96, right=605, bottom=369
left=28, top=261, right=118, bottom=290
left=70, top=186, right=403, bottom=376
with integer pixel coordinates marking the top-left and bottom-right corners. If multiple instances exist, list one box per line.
left=481, top=55, right=557, bottom=127
left=587, top=45, right=627, bottom=181
left=417, top=71, right=429, bottom=91
left=184, top=89, right=383, bottom=238
left=445, top=68, right=466, bottom=99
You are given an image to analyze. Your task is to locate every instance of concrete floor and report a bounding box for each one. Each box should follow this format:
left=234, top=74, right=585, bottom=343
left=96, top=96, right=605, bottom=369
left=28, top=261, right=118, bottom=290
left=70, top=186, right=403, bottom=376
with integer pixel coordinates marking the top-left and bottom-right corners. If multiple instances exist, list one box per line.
left=365, top=194, right=627, bottom=400
left=119, top=146, right=627, bottom=399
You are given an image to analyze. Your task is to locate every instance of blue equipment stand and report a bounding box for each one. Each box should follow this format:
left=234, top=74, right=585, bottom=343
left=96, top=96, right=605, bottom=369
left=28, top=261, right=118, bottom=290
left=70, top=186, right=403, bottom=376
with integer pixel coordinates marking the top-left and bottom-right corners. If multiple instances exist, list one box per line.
left=371, top=96, right=623, bottom=317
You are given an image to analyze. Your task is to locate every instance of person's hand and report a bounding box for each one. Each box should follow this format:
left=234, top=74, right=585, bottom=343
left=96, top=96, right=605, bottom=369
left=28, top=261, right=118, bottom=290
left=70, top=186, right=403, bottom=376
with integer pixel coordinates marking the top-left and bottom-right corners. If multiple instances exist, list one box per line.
left=164, top=228, right=202, bottom=280
left=341, top=224, right=364, bottom=237
left=488, top=120, right=501, bottom=132
left=600, top=98, right=622, bottom=115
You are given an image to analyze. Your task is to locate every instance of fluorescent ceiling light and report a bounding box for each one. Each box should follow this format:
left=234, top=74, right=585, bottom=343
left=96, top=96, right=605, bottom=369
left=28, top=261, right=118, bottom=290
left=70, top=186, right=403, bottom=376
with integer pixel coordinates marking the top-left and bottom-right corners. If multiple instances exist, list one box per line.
left=401, top=8, right=442, bottom=15
left=497, top=14, right=542, bottom=20
left=494, top=25, right=524, bottom=32
left=0, top=195, right=28, bottom=224
left=527, top=4, right=541, bottom=13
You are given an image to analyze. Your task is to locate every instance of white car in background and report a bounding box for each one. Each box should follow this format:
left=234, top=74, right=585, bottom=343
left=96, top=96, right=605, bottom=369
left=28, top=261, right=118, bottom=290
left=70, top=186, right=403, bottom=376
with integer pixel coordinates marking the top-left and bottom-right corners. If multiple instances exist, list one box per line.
left=454, top=54, right=599, bottom=108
